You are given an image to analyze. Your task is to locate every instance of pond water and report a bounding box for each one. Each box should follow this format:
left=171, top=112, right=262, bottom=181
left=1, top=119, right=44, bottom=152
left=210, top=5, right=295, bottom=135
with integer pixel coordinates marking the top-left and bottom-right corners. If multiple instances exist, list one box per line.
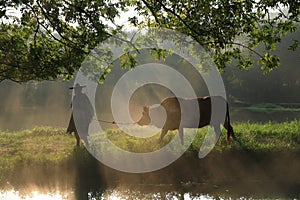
left=0, top=190, right=67, bottom=200
left=0, top=188, right=224, bottom=200
left=0, top=182, right=288, bottom=200
left=1, top=150, right=300, bottom=200
left=1, top=171, right=299, bottom=199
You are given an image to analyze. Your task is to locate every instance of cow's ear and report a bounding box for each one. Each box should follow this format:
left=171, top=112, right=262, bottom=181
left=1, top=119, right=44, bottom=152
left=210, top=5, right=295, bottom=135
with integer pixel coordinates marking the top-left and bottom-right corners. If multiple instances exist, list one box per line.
left=143, top=106, right=149, bottom=113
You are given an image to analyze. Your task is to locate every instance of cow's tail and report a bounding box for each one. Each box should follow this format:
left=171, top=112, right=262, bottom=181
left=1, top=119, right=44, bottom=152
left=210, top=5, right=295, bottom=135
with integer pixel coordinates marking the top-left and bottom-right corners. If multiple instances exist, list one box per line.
left=226, top=103, right=230, bottom=127
left=225, top=102, right=236, bottom=141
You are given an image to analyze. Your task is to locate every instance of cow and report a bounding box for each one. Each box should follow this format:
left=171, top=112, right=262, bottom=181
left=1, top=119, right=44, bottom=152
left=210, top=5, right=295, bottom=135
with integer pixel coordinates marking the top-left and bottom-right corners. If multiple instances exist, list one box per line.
left=137, top=96, right=236, bottom=145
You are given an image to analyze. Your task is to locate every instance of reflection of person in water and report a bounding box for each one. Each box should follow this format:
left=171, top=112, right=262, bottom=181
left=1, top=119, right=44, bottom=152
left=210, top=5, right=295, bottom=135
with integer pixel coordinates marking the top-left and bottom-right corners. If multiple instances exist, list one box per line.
left=69, top=83, right=94, bottom=147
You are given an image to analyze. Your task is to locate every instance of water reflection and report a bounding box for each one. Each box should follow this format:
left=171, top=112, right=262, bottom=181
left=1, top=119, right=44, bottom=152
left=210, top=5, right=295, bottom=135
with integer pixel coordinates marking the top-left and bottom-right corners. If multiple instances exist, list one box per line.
left=92, top=188, right=216, bottom=200
left=1, top=148, right=300, bottom=199
left=0, top=190, right=68, bottom=200
left=0, top=189, right=218, bottom=200
left=1, top=177, right=300, bottom=200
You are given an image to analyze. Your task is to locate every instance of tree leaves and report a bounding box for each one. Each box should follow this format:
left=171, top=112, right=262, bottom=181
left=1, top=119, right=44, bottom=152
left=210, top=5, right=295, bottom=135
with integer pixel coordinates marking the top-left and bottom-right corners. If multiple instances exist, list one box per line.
left=131, top=0, right=299, bottom=71
left=0, top=0, right=299, bottom=82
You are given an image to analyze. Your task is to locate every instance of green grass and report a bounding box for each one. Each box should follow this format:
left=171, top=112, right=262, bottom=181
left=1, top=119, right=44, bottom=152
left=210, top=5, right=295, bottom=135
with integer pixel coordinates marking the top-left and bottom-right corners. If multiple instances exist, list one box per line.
left=231, top=120, right=300, bottom=151
left=0, top=126, right=74, bottom=162
left=0, top=120, right=300, bottom=181
left=91, top=120, right=300, bottom=153
left=240, top=103, right=300, bottom=113
left=0, top=127, right=75, bottom=180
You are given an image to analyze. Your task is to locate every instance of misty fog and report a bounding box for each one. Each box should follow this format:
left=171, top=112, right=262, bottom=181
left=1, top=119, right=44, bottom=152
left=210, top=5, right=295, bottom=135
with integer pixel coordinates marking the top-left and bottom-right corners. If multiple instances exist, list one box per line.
left=0, top=30, right=299, bottom=131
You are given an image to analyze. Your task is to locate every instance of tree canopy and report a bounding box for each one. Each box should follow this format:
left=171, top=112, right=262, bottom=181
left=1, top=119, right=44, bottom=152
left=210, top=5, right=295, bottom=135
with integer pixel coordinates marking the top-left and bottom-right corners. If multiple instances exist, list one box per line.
left=0, top=0, right=299, bottom=83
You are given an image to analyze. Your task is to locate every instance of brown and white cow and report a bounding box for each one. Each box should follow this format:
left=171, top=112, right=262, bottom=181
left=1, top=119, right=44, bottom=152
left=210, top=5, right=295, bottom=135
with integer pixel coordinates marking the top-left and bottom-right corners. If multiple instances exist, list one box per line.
left=137, top=96, right=235, bottom=144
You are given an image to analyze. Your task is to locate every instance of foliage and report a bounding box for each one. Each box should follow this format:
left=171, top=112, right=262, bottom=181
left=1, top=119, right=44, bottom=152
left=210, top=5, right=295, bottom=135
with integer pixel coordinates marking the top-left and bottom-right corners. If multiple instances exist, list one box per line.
left=223, top=28, right=300, bottom=104
left=131, top=0, right=299, bottom=71
left=0, top=0, right=125, bottom=82
left=0, top=0, right=299, bottom=82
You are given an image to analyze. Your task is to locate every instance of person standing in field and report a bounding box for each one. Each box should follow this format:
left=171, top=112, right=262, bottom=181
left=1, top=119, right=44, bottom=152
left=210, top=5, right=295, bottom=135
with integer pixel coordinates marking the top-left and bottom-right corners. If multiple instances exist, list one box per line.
left=67, top=83, right=94, bottom=147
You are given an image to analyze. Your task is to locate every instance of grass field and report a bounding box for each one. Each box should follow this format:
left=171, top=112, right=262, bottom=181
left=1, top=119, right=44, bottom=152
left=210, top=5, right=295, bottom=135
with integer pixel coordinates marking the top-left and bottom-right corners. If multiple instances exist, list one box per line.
left=0, top=120, right=300, bottom=181
left=98, top=119, right=300, bottom=153
left=238, top=103, right=300, bottom=113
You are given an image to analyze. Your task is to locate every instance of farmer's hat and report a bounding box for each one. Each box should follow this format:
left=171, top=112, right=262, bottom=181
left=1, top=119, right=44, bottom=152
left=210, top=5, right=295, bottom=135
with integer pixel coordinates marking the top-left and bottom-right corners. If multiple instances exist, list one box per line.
left=69, top=83, right=86, bottom=90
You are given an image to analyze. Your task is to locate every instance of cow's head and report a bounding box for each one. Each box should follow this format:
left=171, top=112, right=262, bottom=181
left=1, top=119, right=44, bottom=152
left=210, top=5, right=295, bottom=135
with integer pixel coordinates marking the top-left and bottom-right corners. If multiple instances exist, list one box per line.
left=137, top=106, right=151, bottom=126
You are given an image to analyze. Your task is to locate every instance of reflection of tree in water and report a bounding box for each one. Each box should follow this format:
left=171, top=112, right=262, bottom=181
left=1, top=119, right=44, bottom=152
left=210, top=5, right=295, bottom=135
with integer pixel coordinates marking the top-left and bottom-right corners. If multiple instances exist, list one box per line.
left=72, top=147, right=106, bottom=200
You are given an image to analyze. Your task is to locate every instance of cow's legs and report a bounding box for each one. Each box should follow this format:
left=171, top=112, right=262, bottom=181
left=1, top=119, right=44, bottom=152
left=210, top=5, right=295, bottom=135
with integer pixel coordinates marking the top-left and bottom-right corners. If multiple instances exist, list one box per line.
left=159, top=128, right=168, bottom=142
left=178, top=127, right=184, bottom=145
left=223, top=122, right=235, bottom=142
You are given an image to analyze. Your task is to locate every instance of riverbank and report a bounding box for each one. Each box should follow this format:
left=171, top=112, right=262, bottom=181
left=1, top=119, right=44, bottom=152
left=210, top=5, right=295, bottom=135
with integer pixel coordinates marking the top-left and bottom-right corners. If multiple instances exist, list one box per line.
left=0, top=121, right=300, bottom=198
left=1, top=120, right=300, bottom=173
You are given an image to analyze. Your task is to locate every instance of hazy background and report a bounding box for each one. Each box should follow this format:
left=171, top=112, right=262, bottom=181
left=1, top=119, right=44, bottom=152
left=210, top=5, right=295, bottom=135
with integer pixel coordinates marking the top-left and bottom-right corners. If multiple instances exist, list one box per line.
left=0, top=30, right=299, bottom=131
